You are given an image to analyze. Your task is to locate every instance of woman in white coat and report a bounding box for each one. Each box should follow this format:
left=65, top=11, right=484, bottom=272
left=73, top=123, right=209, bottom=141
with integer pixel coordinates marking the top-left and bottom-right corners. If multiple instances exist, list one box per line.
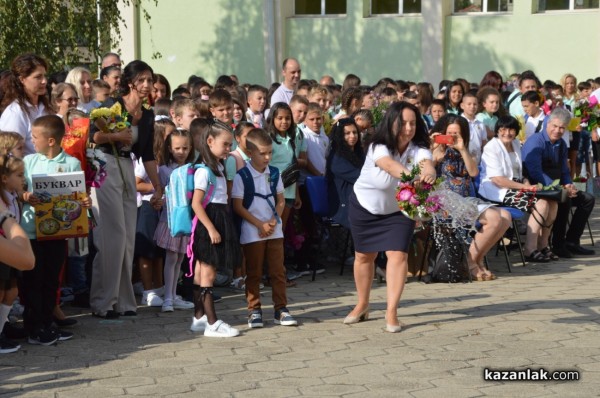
left=479, top=116, right=558, bottom=262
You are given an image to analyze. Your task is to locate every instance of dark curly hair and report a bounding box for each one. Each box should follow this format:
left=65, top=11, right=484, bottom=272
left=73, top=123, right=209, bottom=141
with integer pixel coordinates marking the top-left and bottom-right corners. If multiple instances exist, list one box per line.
left=328, top=118, right=364, bottom=168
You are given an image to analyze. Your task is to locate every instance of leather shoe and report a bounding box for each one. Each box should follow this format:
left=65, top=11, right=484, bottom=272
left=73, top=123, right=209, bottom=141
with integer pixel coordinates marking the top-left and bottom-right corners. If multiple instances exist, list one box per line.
left=552, top=245, right=573, bottom=258
left=566, top=243, right=595, bottom=255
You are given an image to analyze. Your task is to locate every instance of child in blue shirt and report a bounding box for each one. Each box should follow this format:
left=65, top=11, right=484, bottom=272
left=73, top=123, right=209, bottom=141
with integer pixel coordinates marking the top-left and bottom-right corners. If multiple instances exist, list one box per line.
left=20, top=115, right=91, bottom=346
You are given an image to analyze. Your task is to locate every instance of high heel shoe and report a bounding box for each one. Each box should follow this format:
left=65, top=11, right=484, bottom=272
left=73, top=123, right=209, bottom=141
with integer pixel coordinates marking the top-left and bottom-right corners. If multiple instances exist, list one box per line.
left=343, top=307, right=369, bottom=324
left=385, top=324, right=402, bottom=333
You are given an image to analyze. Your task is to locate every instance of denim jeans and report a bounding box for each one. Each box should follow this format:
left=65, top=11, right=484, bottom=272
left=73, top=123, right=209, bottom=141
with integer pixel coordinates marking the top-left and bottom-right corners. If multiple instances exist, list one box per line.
left=68, top=255, right=89, bottom=294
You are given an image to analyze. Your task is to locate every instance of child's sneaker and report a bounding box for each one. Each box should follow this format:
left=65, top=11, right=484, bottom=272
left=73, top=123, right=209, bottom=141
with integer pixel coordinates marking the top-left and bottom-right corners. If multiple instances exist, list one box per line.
left=161, top=299, right=174, bottom=312
left=204, top=320, right=239, bottom=338
left=229, top=276, right=245, bottom=291
left=143, top=291, right=163, bottom=307
left=248, top=310, right=264, bottom=328
left=0, top=335, right=20, bottom=354
left=190, top=314, right=208, bottom=332
left=274, top=308, right=298, bottom=326
left=28, top=328, right=59, bottom=346
left=51, top=328, right=73, bottom=341
left=173, top=296, right=194, bottom=310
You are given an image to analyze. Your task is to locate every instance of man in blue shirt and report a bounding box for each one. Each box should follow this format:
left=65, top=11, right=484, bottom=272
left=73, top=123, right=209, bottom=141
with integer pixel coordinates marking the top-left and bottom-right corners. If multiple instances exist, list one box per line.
left=522, top=108, right=595, bottom=258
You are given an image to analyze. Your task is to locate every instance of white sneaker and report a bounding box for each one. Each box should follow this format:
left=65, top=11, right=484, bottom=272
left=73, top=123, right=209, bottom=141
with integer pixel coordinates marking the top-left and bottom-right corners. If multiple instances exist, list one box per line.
left=161, top=299, right=174, bottom=312
left=204, top=320, right=239, bottom=338
left=173, top=296, right=194, bottom=310
left=145, top=292, right=163, bottom=307
left=190, top=314, right=208, bottom=332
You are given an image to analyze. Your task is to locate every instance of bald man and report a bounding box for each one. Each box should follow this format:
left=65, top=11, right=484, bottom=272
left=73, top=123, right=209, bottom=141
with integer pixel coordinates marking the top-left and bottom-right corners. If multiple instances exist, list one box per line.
left=320, top=75, right=335, bottom=86
left=270, top=58, right=301, bottom=105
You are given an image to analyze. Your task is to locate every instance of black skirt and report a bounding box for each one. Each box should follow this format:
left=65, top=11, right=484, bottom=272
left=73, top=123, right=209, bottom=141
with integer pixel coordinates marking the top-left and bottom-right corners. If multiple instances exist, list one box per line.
left=348, top=192, right=415, bottom=253
left=0, top=262, right=19, bottom=288
left=192, top=203, right=241, bottom=278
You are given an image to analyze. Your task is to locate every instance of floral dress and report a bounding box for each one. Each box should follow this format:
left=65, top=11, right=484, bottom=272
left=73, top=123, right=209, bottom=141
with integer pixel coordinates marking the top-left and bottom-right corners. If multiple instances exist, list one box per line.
left=437, top=148, right=471, bottom=197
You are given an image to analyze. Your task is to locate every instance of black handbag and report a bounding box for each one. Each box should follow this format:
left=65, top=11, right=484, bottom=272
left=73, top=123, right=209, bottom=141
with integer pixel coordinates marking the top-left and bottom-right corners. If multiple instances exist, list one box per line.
left=281, top=155, right=300, bottom=188
left=534, top=187, right=568, bottom=203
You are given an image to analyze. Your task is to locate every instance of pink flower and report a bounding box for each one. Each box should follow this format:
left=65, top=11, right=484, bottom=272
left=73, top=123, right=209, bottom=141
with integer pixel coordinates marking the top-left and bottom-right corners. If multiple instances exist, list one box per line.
left=398, top=188, right=414, bottom=202
left=409, top=196, right=420, bottom=206
left=589, top=95, right=598, bottom=107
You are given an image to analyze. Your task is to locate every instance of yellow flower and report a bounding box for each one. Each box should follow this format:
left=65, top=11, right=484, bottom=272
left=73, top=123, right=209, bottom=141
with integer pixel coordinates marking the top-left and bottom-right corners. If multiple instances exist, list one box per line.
left=109, top=102, right=122, bottom=117
left=90, top=107, right=112, bottom=120
left=108, top=123, right=116, bottom=130
left=115, top=121, right=128, bottom=130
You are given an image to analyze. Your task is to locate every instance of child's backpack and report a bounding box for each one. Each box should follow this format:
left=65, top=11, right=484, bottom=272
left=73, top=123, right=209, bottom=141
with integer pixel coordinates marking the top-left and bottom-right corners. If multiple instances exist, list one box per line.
left=165, top=163, right=216, bottom=237
left=235, top=165, right=281, bottom=232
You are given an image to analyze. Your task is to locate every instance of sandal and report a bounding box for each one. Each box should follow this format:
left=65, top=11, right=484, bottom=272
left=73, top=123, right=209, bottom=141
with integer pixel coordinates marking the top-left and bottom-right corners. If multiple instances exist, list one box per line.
left=469, top=266, right=489, bottom=282
left=541, top=247, right=559, bottom=261
left=525, top=249, right=550, bottom=263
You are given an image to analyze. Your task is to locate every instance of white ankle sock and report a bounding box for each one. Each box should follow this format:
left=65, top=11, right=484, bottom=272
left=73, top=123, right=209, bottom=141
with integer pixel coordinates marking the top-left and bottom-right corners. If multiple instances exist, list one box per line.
left=0, top=304, right=12, bottom=333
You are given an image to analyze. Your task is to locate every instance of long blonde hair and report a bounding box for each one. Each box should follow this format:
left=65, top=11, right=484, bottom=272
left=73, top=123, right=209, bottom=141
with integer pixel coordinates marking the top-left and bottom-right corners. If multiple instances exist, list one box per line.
left=560, top=73, right=578, bottom=99
left=65, top=66, right=92, bottom=103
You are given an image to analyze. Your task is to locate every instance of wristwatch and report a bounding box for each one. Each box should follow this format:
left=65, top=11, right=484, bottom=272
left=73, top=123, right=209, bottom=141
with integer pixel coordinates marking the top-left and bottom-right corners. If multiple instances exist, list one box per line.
left=0, top=210, right=16, bottom=229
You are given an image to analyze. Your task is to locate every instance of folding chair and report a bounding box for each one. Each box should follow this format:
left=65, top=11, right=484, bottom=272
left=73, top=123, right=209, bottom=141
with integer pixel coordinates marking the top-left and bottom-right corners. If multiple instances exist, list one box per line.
left=305, top=176, right=352, bottom=281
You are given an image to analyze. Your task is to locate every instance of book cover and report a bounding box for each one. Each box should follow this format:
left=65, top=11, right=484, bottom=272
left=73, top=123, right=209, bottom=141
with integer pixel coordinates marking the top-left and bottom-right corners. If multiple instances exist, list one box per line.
left=31, top=171, right=88, bottom=240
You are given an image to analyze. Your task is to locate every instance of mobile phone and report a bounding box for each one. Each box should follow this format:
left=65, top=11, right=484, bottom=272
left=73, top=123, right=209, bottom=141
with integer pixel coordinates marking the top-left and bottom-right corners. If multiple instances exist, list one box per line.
left=434, top=135, right=455, bottom=145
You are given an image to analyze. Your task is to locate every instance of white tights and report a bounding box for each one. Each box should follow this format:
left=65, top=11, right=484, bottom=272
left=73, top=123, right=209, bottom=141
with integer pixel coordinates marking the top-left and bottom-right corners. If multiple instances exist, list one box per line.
left=163, top=250, right=184, bottom=302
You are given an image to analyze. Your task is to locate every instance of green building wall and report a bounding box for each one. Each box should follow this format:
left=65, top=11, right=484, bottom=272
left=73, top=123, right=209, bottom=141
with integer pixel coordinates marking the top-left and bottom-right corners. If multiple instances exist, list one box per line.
left=136, top=0, right=599, bottom=88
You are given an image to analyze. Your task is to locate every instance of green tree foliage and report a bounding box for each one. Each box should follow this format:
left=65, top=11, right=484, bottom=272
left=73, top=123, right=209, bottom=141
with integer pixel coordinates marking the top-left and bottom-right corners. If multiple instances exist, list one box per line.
left=0, top=0, right=159, bottom=72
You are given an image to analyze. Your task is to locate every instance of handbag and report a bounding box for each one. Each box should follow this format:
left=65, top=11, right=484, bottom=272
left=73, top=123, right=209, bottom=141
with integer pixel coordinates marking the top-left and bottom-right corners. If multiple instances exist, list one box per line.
left=281, top=156, right=300, bottom=188
left=534, top=186, right=568, bottom=203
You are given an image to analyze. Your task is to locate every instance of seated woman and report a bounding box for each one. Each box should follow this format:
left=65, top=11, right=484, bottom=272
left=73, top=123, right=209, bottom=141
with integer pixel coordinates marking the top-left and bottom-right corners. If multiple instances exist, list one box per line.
left=479, top=115, right=559, bottom=262
left=326, top=118, right=365, bottom=229
left=432, top=114, right=511, bottom=281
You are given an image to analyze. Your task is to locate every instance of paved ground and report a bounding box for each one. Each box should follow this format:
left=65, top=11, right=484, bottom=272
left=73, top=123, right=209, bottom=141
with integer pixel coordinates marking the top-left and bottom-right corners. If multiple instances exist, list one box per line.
left=2, top=213, right=600, bottom=397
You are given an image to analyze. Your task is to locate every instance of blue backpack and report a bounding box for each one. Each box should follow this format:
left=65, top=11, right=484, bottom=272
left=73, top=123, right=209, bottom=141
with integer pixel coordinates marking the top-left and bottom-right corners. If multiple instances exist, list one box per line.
left=235, top=166, right=282, bottom=231
left=165, top=163, right=216, bottom=237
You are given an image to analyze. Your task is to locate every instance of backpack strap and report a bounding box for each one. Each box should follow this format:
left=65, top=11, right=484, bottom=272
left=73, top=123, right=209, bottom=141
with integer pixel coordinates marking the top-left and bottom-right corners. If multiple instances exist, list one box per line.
left=239, top=165, right=281, bottom=224
left=239, top=167, right=255, bottom=209
left=506, top=91, right=520, bottom=110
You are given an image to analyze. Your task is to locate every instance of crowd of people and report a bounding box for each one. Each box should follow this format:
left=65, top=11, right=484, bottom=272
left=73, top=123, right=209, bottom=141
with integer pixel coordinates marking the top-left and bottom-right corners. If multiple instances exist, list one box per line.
left=1, top=52, right=599, bottom=353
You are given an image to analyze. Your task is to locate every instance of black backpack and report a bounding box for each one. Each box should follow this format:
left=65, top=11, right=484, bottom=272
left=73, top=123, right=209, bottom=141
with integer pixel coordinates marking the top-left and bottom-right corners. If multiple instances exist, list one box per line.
left=429, top=225, right=469, bottom=283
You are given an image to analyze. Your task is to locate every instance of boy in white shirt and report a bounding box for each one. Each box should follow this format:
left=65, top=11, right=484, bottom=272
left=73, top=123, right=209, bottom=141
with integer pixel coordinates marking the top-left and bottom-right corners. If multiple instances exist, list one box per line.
left=232, top=129, right=298, bottom=329
left=521, top=90, right=546, bottom=141
left=246, top=85, right=267, bottom=128
left=460, top=93, right=487, bottom=164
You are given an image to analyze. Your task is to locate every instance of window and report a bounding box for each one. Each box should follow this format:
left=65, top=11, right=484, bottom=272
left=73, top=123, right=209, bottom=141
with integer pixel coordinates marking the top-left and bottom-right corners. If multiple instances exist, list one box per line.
left=453, top=0, right=513, bottom=13
left=537, top=0, right=599, bottom=12
left=371, top=0, right=422, bottom=14
left=295, top=0, right=346, bottom=15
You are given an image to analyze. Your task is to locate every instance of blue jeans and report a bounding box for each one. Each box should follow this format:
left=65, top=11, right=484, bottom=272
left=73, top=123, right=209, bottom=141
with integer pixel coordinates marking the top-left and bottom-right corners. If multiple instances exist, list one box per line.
left=68, top=255, right=88, bottom=294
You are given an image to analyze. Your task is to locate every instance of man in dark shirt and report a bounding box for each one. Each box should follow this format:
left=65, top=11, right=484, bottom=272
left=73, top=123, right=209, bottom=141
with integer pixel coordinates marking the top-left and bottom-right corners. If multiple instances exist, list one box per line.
left=522, top=107, right=595, bottom=258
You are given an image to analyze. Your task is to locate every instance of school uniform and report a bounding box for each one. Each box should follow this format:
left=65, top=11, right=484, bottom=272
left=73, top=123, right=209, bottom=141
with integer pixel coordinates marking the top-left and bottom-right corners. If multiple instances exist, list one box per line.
left=20, top=151, right=81, bottom=335
left=232, top=162, right=287, bottom=312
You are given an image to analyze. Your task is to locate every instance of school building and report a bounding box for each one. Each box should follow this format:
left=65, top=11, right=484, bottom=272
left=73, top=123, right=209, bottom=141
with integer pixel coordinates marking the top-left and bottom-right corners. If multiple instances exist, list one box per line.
left=117, top=0, right=600, bottom=87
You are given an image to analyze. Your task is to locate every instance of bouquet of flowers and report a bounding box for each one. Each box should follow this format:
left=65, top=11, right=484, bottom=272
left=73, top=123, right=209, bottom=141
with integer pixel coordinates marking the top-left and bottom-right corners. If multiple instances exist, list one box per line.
left=371, top=94, right=389, bottom=127
left=89, top=102, right=131, bottom=195
left=574, top=95, right=599, bottom=131
left=85, top=148, right=108, bottom=189
left=396, top=165, right=443, bottom=222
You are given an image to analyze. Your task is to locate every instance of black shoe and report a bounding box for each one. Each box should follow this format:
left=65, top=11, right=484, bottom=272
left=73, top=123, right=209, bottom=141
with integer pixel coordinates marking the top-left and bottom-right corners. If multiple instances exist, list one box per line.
left=552, top=245, right=573, bottom=258
left=92, top=310, right=120, bottom=319
left=2, top=323, right=27, bottom=340
left=50, top=328, right=73, bottom=341
left=565, top=242, right=595, bottom=255
left=119, top=311, right=137, bottom=317
left=53, top=317, right=78, bottom=328
left=28, top=328, right=59, bottom=346
left=0, top=334, right=21, bottom=354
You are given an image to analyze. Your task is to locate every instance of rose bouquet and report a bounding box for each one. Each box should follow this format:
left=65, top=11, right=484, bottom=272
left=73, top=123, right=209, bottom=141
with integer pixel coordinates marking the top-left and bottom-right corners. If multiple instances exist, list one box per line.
left=574, top=95, right=599, bottom=130
left=396, top=165, right=443, bottom=223
left=89, top=102, right=131, bottom=195
left=572, top=175, right=588, bottom=193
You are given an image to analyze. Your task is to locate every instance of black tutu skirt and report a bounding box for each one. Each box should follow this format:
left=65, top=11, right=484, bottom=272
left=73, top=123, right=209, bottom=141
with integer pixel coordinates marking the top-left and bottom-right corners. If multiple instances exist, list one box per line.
left=192, top=203, right=241, bottom=278
left=348, top=192, right=415, bottom=253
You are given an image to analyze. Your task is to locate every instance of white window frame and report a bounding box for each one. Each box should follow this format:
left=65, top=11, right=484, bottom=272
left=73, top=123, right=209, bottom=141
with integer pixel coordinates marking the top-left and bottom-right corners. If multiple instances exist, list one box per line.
left=370, top=0, right=422, bottom=15
left=452, top=0, right=513, bottom=14
left=294, top=0, right=346, bottom=16
left=537, top=0, right=599, bottom=12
